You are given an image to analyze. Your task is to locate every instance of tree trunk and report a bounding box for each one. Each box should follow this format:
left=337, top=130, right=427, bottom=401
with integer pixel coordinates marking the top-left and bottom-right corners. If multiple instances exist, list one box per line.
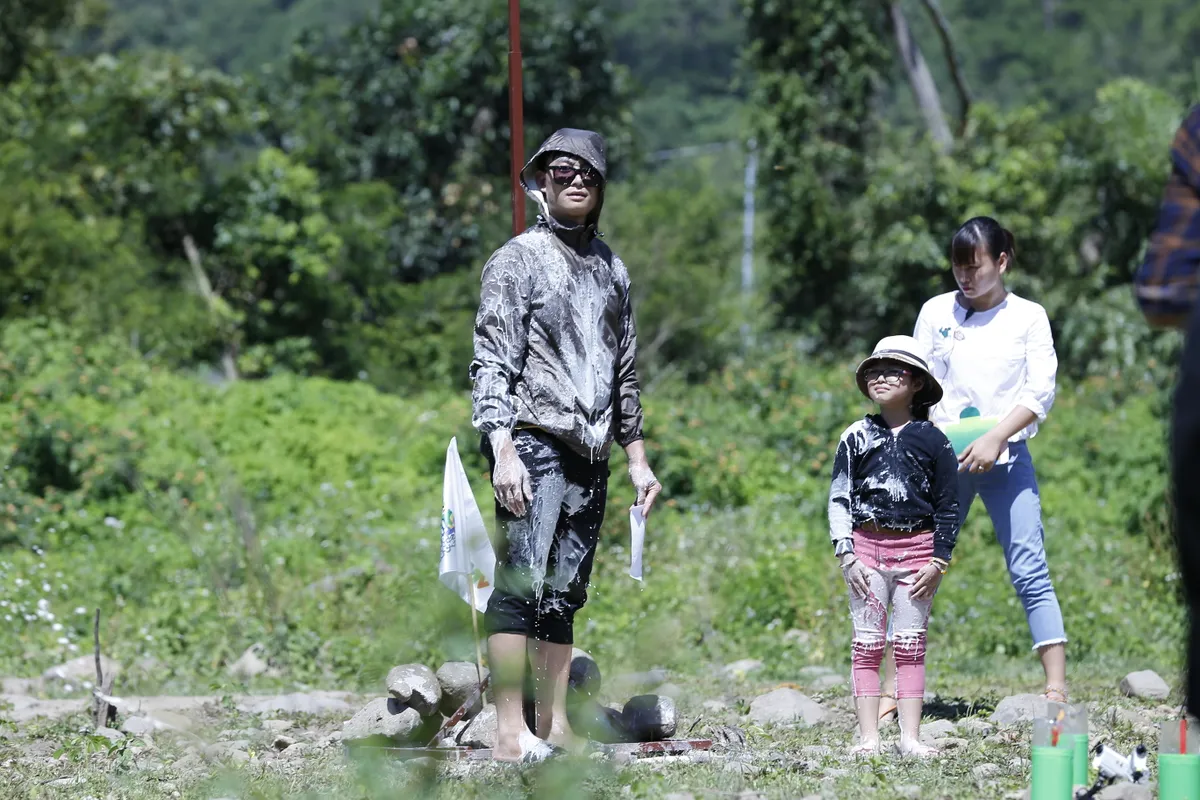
left=917, top=0, right=972, bottom=136
left=888, top=1, right=952, bottom=152
left=1042, top=0, right=1056, bottom=30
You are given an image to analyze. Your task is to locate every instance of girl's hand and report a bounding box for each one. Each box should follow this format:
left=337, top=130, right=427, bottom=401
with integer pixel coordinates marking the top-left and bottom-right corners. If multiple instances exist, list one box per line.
left=840, top=554, right=873, bottom=599
left=910, top=562, right=944, bottom=601
left=958, top=431, right=1005, bottom=474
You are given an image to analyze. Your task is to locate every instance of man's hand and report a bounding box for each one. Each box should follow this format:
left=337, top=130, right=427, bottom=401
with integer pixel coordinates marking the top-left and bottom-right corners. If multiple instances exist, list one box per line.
left=489, top=430, right=532, bottom=517
left=959, top=430, right=1006, bottom=474
left=840, top=553, right=873, bottom=600
left=909, top=561, right=944, bottom=602
left=624, top=440, right=661, bottom=517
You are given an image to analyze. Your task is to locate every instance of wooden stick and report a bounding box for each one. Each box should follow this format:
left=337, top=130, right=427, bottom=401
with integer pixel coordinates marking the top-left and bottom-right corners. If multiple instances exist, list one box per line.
left=92, top=609, right=113, bottom=729
left=468, top=579, right=487, bottom=704
left=507, top=0, right=525, bottom=236
left=424, top=675, right=491, bottom=749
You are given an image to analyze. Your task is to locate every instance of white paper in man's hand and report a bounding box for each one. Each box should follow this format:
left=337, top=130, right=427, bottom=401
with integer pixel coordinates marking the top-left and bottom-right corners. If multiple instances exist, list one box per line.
left=629, top=506, right=646, bottom=581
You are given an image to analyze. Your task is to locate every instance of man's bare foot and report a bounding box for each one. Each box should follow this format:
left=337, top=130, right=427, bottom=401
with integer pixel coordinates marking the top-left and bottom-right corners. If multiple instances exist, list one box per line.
left=546, top=729, right=587, bottom=753
left=895, top=738, right=939, bottom=758
left=492, top=739, right=523, bottom=763
left=848, top=739, right=880, bottom=757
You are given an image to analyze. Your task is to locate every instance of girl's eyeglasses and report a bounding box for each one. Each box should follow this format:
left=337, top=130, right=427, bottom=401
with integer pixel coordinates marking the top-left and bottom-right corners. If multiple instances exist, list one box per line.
left=863, top=366, right=911, bottom=385
left=549, top=164, right=603, bottom=188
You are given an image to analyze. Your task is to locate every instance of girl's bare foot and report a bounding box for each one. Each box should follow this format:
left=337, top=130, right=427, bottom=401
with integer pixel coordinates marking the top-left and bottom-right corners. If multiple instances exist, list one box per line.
left=896, top=738, right=939, bottom=759
left=849, top=739, right=881, bottom=757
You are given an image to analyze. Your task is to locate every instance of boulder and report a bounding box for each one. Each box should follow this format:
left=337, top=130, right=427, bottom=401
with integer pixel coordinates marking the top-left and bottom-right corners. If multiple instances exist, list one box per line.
left=1120, top=671, right=1171, bottom=701
left=341, top=698, right=425, bottom=746
left=459, top=703, right=498, bottom=749
left=990, top=694, right=1047, bottom=726
left=921, top=719, right=958, bottom=739
left=747, top=688, right=828, bottom=728
left=43, top=655, right=120, bottom=685
left=569, top=649, right=602, bottom=697
left=568, top=701, right=629, bottom=744
left=621, top=695, right=678, bottom=741
left=387, top=664, right=441, bottom=717
left=228, top=645, right=269, bottom=680
left=435, top=662, right=489, bottom=717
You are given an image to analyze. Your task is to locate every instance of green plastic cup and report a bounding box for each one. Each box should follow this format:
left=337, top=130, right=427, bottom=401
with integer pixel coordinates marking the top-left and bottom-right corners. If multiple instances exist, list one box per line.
left=1071, top=733, right=1089, bottom=786
left=1159, top=753, right=1200, bottom=800
left=1032, top=746, right=1075, bottom=800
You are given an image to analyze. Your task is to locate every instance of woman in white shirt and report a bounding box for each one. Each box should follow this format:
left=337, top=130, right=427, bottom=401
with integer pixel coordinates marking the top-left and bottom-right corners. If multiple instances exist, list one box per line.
left=878, top=216, right=1068, bottom=713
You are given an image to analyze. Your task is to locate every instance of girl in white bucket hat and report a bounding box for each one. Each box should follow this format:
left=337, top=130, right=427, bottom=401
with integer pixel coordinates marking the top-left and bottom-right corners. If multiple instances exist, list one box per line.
left=828, top=335, right=961, bottom=758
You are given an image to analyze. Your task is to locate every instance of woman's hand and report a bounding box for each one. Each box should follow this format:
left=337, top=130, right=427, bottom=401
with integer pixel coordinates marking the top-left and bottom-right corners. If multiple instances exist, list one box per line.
left=958, top=431, right=1006, bottom=473
left=910, top=561, right=945, bottom=601
left=840, top=554, right=873, bottom=599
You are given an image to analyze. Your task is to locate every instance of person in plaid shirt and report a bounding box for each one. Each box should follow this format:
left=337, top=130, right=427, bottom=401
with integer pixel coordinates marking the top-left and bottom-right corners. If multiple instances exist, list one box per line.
left=1136, top=103, right=1200, bottom=715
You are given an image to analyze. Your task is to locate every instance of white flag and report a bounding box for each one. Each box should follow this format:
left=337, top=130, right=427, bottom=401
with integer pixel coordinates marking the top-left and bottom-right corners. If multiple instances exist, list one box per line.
left=439, top=437, right=496, bottom=613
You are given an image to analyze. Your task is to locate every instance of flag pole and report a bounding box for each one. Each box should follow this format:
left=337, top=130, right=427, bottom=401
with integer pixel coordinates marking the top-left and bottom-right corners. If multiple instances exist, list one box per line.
left=468, top=579, right=487, bottom=703
left=508, top=0, right=526, bottom=236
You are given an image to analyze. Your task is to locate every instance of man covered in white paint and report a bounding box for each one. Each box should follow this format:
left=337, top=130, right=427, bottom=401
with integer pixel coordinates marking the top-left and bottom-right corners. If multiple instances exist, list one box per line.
left=469, top=128, right=662, bottom=762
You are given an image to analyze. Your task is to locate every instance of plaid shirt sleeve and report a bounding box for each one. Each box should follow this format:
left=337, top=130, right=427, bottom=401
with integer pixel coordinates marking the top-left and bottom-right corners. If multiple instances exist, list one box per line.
left=1135, top=104, right=1200, bottom=328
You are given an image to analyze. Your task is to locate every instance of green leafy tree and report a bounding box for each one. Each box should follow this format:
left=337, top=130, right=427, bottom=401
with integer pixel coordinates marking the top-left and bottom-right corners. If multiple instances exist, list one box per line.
left=741, top=0, right=893, bottom=341
left=259, top=0, right=633, bottom=283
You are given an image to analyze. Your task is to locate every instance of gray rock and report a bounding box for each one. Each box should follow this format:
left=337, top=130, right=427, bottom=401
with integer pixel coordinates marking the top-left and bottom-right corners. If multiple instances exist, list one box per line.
left=341, top=698, right=424, bottom=745
left=621, top=695, right=677, bottom=741
left=387, top=664, right=441, bottom=717
left=435, top=662, right=489, bottom=717
left=973, top=763, right=1001, bottom=780
left=263, top=719, right=294, bottom=734
left=120, top=716, right=156, bottom=736
left=747, top=688, right=828, bottom=727
left=664, top=794, right=695, bottom=800
left=933, top=737, right=969, bottom=750
left=42, top=655, right=121, bottom=685
left=569, top=648, right=602, bottom=697
left=991, top=694, right=1049, bottom=726
left=277, top=742, right=310, bottom=760
left=228, top=644, right=269, bottom=680
left=894, top=786, right=922, bottom=799
left=1095, top=784, right=1155, bottom=800
left=960, top=718, right=996, bottom=736
left=801, top=745, right=832, bottom=757
left=701, top=699, right=729, bottom=712
left=724, top=659, right=764, bottom=678
left=94, top=726, right=124, bottom=742
left=569, top=702, right=629, bottom=744
left=1120, top=670, right=1171, bottom=701
left=921, top=719, right=958, bottom=739
left=459, top=703, right=498, bottom=749
left=238, top=692, right=355, bottom=716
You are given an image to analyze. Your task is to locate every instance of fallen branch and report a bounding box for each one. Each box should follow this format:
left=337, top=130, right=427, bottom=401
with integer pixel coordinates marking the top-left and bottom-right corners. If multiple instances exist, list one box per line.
left=888, top=0, right=953, bottom=152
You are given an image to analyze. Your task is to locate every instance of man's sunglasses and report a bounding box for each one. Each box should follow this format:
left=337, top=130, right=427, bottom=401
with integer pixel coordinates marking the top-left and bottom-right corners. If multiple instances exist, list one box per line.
left=863, top=366, right=911, bottom=384
left=548, top=164, right=603, bottom=188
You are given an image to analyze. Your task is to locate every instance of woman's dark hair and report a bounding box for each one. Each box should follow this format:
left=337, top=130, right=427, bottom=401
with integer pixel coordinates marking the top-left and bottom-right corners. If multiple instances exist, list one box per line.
left=949, top=216, right=1016, bottom=268
left=912, top=402, right=931, bottom=421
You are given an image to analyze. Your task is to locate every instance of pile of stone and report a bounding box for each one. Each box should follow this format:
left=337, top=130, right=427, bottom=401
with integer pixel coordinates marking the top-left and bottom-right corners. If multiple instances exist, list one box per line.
left=341, top=649, right=678, bottom=750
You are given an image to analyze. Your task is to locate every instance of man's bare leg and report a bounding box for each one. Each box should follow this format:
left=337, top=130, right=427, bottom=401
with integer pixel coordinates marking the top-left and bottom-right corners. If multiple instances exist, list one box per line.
left=489, top=633, right=529, bottom=761
left=529, top=640, right=583, bottom=750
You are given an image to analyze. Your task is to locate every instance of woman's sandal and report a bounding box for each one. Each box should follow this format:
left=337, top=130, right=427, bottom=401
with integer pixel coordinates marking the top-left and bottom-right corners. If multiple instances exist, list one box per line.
left=878, top=694, right=898, bottom=722
left=1043, top=686, right=1069, bottom=704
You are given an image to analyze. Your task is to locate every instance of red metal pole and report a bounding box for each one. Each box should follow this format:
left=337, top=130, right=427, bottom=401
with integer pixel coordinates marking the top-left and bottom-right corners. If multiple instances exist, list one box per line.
left=508, top=0, right=526, bottom=236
